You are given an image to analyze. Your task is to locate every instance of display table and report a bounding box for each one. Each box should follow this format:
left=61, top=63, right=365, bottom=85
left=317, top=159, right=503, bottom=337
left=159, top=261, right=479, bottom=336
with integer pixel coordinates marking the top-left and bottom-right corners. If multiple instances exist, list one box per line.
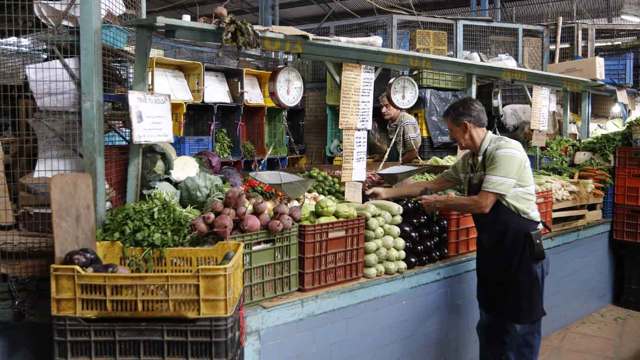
left=245, top=221, right=613, bottom=360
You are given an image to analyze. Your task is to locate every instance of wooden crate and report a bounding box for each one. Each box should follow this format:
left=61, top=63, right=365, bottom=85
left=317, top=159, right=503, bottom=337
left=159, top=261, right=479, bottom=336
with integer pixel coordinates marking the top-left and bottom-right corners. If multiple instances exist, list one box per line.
left=551, top=195, right=604, bottom=231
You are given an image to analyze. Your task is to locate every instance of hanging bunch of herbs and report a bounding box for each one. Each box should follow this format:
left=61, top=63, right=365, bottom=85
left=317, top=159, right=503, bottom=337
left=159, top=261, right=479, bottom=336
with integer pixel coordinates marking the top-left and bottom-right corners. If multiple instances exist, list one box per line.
left=212, top=5, right=259, bottom=50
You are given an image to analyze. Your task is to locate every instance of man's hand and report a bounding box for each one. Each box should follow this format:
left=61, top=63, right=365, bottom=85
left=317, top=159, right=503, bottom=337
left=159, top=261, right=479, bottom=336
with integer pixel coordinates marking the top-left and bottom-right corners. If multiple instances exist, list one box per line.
left=419, top=194, right=448, bottom=212
left=366, top=187, right=388, bottom=200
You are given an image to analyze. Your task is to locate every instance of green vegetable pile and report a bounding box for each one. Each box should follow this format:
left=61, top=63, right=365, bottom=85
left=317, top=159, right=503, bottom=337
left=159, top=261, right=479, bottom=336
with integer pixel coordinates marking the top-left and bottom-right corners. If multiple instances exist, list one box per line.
left=302, top=168, right=345, bottom=201
left=411, top=172, right=437, bottom=182
left=540, top=137, right=578, bottom=177
left=97, top=191, right=201, bottom=250
left=299, top=197, right=356, bottom=225
left=358, top=200, right=406, bottom=278
left=215, top=128, right=233, bottom=159
left=425, top=155, right=456, bottom=166
left=241, top=141, right=256, bottom=159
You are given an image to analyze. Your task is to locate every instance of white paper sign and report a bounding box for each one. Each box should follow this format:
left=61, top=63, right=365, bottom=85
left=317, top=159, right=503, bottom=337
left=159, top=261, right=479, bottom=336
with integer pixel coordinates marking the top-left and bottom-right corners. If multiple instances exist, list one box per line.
left=531, top=86, right=550, bottom=131
left=549, top=91, right=557, bottom=113
left=244, top=75, right=264, bottom=105
left=341, top=130, right=368, bottom=182
left=25, top=57, right=80, bottom=112
left=152, top=67, right=193, bottom=102
left=204, top=72, right=232, bottom=103
left=339, top=63, right=375, bottom=130
left=128, top=91, right=173, bottom=144
left=345, top=182, right=363, bottom=203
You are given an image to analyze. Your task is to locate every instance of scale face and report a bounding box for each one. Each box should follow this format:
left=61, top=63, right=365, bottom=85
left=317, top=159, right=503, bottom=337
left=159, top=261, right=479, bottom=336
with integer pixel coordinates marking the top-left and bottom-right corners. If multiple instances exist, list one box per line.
left=269, top=66, right=304, bottom=108
left=387, top=76, right=419, bottom=110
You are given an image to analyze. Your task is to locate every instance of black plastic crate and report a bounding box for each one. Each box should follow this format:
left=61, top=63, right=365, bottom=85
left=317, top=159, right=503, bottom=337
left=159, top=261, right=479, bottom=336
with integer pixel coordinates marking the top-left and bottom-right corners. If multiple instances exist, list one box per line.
left=613, top=242, right=640, bottom=312
left=53, top=302, right=243, bottom=360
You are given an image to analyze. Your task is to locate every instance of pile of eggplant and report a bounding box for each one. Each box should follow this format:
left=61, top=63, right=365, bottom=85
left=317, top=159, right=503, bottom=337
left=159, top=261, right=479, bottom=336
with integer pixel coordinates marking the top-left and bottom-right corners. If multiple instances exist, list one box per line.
left=63, top=248, right=130, bottom=273
left=396, top=199, right=448, bottom=269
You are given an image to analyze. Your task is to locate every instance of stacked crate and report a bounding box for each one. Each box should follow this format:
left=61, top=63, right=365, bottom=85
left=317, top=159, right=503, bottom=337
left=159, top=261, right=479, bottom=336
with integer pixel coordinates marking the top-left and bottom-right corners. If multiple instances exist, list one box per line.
left=613, top=147, right=640, bottom=311
left=50, top=241, right=246, bottom=359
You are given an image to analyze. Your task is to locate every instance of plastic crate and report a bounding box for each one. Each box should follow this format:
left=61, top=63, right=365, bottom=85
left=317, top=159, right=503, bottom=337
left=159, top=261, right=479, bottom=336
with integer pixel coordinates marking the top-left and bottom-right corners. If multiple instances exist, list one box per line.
left=617, top=147, right=640, bottom=169
left=50, top=241, right=244, bottom=319
left=325, top=106, right=343, bottom=158
left=230, top=226, right=298, bottom=305
left=442, top=211, right=477, bottom=257
left=418, top=137, right=457, bottom=159
left=52, top=302, right=242, bottom=360
left=287, top=108, right=305, bottom=154
left=604, top=52, right=634, bottom=86
left=613, top=205, right=640, bottom=243
left=408, top=108, right=429, bottom=137
left=265, top=108, right=288, bottom=157
left=536, top=190, right=553, bottom=234
left=241, top=107, right=267, bottom=158
left=603, top=186, right=614, bottom=219
left=214, top=104, right=243, bottom=159
left=298, top=218, right=365, bottom=291
left=615, top=168, right=640, bottom=206
left=148, top=57, right=204, bottom=103
left=184, top=104, right=215, bottom=136
left=104, top=145, right=129, bottom=208
left=172, top=102, right=187, bottom=135
left=102, top=25, right=129, bottom=49
left=410, top=29, right=448, bottom=53
left=412, top=70, right=466, bottom=90
left=173, top=136, right=213, bottom=156
left=243, top=69, right=276, bottom=107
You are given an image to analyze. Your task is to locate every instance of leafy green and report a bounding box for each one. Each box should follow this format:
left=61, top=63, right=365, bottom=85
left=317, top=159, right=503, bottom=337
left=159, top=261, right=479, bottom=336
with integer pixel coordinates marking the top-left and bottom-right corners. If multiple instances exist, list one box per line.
left=178, top=172, right=225, bottom=210
left=540, top=137, right=578, bottom=177
left=97, top=191, right=200, bottom=249
left=215, top=128, right=233, bottom=159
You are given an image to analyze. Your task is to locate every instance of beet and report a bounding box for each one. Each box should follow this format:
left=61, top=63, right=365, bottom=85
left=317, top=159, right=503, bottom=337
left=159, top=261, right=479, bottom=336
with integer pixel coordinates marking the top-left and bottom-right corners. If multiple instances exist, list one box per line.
left=191, top=217, right=209, bottom=236
left=209, top=200, right=225, bottom=214
left=278, top=214, right=293, bottom=230
left=253, top=201, right=268, bottom=215
left=258, top=213, right=271, bottom=228
left=267, top=220, right=284, bottom=234
left=240, top=215, right=261, bottom=233
left=213, top=214, right=234, bottom=238
left=236, top=206, right=247, bottom=219
left=274, top=203, right=289, bottom=216
left=221, top=208, right=236, bottom=220
left=202, top=212, right=216, bottom=225
left=289, top=206, right=301, bottom=222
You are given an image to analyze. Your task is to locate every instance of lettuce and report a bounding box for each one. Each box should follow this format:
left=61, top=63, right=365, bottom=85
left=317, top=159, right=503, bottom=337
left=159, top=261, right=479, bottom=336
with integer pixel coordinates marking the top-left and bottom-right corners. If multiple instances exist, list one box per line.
left=178, top=172, right=225, bottom=210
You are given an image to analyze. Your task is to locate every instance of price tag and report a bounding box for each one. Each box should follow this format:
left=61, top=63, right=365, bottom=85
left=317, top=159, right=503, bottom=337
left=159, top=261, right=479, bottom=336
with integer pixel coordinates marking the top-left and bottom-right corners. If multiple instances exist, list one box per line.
left=341, top=130, right=368, bottom=182
left=531, top=130, right=547, bottom=147
left=344, top=182, right=363, bottom=203
left=128, top=91, right=173, bottom=144
left=339, top=63, right=374, bottom=130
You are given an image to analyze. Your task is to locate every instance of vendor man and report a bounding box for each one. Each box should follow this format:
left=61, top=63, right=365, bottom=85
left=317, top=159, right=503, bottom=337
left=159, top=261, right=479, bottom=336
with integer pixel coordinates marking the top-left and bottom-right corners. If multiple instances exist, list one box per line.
left=367, top=97, right=548, bottom=360
left=379, top=92, right=422, bottom=163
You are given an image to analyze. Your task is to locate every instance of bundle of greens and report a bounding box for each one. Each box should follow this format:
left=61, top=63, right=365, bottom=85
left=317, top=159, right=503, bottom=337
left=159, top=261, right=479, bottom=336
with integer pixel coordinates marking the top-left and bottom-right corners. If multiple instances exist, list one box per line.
left=215, top=128, right=233, bottom=159
left=540, top=137, right=578, bottom=177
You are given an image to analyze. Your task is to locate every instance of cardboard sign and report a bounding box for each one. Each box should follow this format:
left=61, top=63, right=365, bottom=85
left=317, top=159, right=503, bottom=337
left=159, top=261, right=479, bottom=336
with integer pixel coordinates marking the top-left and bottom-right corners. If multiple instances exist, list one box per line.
left=339, top=63, right=374, bottom=130
left=344, top=181, right=363, bottom=203
left=128, top=90, right=173, bottom=144
left=531, top=130, right=547, bottom=147
left=616, top=88, right=629, bottom=105
left=341, top=129, right=368, bottom=182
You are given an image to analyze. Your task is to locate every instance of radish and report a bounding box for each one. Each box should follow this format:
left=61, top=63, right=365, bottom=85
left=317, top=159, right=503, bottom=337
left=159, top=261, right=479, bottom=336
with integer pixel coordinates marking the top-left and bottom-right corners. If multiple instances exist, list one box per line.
left=209, top=199, right=224, bottom=214
left=258, top=213, right=271, bottom=228
left=278, top=214, right=293, bottom=230
left=221, top=208, right=236, bottom=220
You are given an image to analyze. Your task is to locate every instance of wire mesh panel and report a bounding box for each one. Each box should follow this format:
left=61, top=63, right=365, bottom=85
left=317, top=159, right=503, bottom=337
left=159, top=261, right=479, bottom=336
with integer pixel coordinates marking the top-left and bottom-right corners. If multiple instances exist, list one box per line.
left=463, top=23, right=519, bottom=60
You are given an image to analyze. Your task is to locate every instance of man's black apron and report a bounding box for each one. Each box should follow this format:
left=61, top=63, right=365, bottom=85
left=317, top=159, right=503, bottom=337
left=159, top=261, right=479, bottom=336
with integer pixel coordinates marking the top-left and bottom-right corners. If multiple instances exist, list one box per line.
left=468, top=149, right=545, bottom=324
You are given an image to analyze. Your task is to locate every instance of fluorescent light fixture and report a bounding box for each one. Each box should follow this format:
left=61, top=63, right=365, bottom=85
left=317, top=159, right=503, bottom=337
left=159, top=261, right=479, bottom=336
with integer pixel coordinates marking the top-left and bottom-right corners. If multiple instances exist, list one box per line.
left=621, top=0, right=640, bottom=22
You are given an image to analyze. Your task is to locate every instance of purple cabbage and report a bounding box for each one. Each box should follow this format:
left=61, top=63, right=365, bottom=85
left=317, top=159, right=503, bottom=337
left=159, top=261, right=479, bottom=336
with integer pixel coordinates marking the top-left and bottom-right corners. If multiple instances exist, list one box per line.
left=196, top=151, right=222, bottom=174
left=221, top=166, right=243, bottom=187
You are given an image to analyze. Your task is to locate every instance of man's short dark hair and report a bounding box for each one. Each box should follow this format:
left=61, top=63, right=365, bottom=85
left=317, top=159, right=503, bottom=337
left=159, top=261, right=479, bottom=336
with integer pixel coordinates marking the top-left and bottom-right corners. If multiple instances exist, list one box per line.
left=442, top=97, right=488, bottom=128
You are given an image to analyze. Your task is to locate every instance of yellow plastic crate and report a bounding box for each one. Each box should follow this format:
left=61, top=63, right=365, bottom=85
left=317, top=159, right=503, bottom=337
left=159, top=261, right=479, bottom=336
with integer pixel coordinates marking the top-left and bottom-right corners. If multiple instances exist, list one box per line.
left=171, top=102, right=187, bottom=136
left=50, top=241, right=244, bottom=319
left=148, top=56, right=204, bottom=103
left=244, top=68, right=278, bottom=108
left=410, top=30, right=448, bottom=53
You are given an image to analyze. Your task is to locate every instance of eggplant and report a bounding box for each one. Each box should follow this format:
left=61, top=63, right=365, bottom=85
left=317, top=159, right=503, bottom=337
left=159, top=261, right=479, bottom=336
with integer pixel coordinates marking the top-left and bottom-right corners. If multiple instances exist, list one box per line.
left=409, top=218, right=422, bottom=229
left=414, top=244, right=425, bottom=256
left=427, top=254, right=439, bottom=264
left=418, top=228, right=432, bottom=243
left=432, top=236, right=441, bottom=246
left=399, top=223, right=414, bottom=236
left=437, top=218, right=448, bottom=231
left=417, top=254, right=429, bottom=266
left=404, top=240, right=415, bottom=253
left=431, top=224, right=441, bottom=236
left=406, top=231, right=420, bottom=244
left=441, top=247, right=449, bottom=257
left=405, top=255, right=418, bottom=269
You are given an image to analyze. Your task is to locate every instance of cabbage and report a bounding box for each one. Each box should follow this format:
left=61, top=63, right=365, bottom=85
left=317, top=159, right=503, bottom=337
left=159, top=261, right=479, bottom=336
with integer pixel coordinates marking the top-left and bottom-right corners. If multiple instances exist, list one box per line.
left=364, top=254, right=378, bottom=267
left=301, top=202, right=316, bottom=221
left=220, top=166, right=243, bottom=187
left=396, top=261, right=407, bottom=273
left=151, top=181, right=180, bottom=203
left=364, top=267, right=378, bottom=279
left=315, top=198, right=337, bottom=217
left=195, top=151, right=222, bottom=174
left=387, top=248, right=399, bottom=261
left=382, top=236, right=394, bottom=250
left=375, top=264, right=385, bottom=276
left=374, top=227, right=385, bottom=239
left=335, top=203, right=357, bottom=219
left=170, top=156, right=200, bottom=183
left=364, top=241, right=378, bottom=254
left=393, top=238, right=405, bottom=250
left=383, top=261, right=397, bottom=275
left=178, top=172, right=225, bottom=210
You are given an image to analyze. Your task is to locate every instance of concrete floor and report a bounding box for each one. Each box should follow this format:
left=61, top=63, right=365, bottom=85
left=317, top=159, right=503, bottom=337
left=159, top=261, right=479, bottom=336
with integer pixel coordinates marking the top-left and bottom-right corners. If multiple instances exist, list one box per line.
left=541, top=305, right=640, bottom=360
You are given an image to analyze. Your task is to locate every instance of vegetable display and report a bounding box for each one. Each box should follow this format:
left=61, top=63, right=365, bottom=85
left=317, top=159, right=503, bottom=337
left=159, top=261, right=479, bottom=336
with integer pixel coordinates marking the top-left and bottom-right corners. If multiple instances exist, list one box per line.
left=178, top=172, right=226, bottom=210
left=359, top=201, right=406, bottom=278
left=302, top=168, right=345, bottom=201
left=396, top=199, right=448, bottom=268
left=299, top=197, right=357, bottom=224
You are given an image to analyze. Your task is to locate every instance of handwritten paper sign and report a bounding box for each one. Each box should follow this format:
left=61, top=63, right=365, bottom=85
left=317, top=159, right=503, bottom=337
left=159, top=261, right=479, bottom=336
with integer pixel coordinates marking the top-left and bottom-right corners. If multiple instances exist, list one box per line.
left=339, top=63, right=375, bottom=130
left=204, top=72, right=232, bottom=103
left=152, top=67, right=193, bottom=102
left=549, top=91, right=557, bottom=113
left=244, top=75, right=264, bottom=105
left=530, top=86, right=550, bottom=131
left=531, top=130, right=547, bottom=147
left=345, top=181, right=363, bottom=203
left=341, top=129, right=368, bottom=182
left=128, top=90, right=173, bottom=144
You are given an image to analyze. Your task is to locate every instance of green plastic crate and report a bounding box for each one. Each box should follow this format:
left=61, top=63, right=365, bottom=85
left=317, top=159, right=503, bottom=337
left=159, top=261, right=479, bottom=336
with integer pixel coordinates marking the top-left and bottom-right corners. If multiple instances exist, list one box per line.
left=326, top=106, right=342, bottom=158
left=412, top=70, right=466, bottom=90
left=230, top=225, right=299, bottom=305
left=265, top=108, right=288, bottom=157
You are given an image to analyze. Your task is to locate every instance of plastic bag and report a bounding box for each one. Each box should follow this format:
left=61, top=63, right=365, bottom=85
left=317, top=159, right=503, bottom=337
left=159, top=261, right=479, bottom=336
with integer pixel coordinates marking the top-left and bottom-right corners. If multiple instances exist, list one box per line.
left=420, top=89, right=466, bottom=147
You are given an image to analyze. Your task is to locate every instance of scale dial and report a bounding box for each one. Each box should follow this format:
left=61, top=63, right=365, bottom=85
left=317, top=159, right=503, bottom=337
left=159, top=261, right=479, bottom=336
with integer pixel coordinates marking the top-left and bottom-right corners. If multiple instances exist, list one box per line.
left=387, top=76, right=419, bottom=110
left=269, top=66, right=304, bottom=108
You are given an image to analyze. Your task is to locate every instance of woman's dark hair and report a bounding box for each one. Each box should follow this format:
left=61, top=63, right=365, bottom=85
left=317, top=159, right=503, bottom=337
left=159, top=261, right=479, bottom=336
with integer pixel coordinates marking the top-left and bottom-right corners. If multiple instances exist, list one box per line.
left=442, top=97, right=488, bottom=128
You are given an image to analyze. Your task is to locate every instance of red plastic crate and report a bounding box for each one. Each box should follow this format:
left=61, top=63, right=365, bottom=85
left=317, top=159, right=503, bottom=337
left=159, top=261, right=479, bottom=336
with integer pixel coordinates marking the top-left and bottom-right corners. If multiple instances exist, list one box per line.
left=617, top=147, right=640, bottom=169
left=241, top=107, right=267, bottom=157
left=441, top=211, right=477, bottom=257
left=615, top=168, right=640, bottom=206
left=298, top=217, right=365, bottom=291
left=613, top=205, right=640, bottom=243
left=536, top=190, right=553, bottom=235
left=105, top=145, right=129, bottom=208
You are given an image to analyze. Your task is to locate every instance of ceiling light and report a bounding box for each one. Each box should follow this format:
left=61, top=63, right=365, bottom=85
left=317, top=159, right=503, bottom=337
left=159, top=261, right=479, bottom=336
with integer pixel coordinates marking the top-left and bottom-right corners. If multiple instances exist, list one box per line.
left=621, top=0, right=640, bottom=22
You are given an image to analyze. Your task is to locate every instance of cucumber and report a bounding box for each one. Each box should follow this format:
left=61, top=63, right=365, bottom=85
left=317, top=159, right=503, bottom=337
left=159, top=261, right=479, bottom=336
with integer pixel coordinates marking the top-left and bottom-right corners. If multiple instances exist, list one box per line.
left=367, top=200, right=403, bottom=216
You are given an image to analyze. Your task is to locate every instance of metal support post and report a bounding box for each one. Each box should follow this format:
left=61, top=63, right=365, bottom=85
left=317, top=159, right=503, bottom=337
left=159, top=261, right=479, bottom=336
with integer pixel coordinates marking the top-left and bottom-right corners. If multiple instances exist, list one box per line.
left=580, top=91, right=590, bottom=139
left=325, top=62, right=341, bottom=85
left=562, top=91, right=570, bottom=137
left=126, top=27, right=153, bottom=203
left=456, top=21, right=464, bottom=59
left=517, top=26, right=523, bottom=66
left=390, top=15, right=398, bottom=50
left=495, top=0, right=501, bottom=21
left=470, top=0, right=477, bottom=17
left=466, top=74, right=477, bottom=98
left=543, top=28, right=550, bottom=70
left=587, top=25, right=595, bottom=58
left=80, top=0, right=105, bottom=223
left=273, top=0, right=280, bottom=26
left=259, top=0, right=273, bottom=26
left=575, top=23, right=582, bottom=58
left=480, top=0, right=489, bottom=17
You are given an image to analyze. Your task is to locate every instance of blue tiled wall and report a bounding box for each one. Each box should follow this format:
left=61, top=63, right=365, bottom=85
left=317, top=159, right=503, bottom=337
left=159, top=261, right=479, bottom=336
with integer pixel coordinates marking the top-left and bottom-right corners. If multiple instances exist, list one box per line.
left=256, top=230, right=613, bottom=360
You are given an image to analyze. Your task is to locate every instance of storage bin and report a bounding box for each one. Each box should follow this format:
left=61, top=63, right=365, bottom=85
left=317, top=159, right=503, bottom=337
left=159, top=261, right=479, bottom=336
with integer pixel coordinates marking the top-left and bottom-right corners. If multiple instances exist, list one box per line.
left=230, top=226, right=298, bottom=305
left=615, top=168, right=640, bottom=206
left=50, top=241, right=244, bottom=318
left=604, top=52, right=634, bottom=86
left=441, top=211, right=477, bottom=256
left=412, top=70, right=466, bottom=90
left=172, top=136, right=213, bottom=156
left=148, top=57, right=204, bottom=103
left=299, top=218, right=365, bottom=291
left=265, top=108, right=288, bottom=157
left=241, top=107, right=267, bottom=157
